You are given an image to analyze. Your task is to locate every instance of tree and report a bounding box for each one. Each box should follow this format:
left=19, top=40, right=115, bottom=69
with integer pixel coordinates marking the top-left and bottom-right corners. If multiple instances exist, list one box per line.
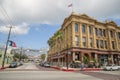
left=21, top=54, right=28, bottom=59
left=40, top=54, right=46, bottom=61
left=47, top=30, right=64, bottom=66
left=83, top=56, right=89, bottom=64
left=13, top=53, right=28, bottom=61
left=13, top=53, right=19, bottom=59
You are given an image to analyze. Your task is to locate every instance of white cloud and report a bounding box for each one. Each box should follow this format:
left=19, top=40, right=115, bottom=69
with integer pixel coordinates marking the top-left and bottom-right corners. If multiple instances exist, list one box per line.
left=0, top=23, right=30, bottom=35
left=0, top=0, right=120, bottom=27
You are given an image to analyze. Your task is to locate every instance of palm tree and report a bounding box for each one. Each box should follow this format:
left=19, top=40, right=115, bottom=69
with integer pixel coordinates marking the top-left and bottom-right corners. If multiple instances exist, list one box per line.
left=48, top=30, right=64, bottom=66
left=54, top=30, right=64, bottom=66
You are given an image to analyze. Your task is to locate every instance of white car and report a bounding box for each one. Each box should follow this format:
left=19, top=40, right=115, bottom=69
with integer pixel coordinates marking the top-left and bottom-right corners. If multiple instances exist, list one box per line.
left=103, top=64, right=120, bottom=71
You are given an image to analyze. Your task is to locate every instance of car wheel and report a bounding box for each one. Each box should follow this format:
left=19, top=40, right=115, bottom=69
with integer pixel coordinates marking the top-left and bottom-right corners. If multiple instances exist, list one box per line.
left=110, top=68, right=113, bottom=71
left=118, top=68, right=120, bottom=71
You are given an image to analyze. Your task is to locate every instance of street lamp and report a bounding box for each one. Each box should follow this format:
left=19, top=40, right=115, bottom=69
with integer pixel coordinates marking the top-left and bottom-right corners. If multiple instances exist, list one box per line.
left=66, top=45, right=71, bottom=70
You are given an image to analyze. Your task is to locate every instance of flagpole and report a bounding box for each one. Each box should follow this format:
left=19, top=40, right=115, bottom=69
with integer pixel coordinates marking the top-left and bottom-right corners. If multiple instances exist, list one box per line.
left=68, top=3, right=74, bottom=14
left=2, top=26, right=12, bottom=68
left=72, top=4, right=73, bottom=13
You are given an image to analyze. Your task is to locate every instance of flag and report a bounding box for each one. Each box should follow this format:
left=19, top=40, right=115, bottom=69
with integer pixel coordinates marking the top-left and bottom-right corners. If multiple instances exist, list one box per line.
left=68, top=3, right=72, bottom=7
left=9, top=40, right=17, bottom=47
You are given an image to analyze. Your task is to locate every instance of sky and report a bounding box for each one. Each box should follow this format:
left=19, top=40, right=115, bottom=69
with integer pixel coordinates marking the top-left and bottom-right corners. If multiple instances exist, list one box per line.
left=0, top=0, right=120, bottom=50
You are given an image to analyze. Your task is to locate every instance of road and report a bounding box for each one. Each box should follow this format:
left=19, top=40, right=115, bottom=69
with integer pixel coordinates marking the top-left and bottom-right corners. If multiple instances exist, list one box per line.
left=4, top=62, right=57, bottom=71
left=78, top=71, right=120, bottom=80
left=0, top=62, right=120, bottom=80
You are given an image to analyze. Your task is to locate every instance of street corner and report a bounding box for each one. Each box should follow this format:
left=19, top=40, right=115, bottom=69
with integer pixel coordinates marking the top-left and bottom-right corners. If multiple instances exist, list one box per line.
left=0, top=66, right=9, bottom=71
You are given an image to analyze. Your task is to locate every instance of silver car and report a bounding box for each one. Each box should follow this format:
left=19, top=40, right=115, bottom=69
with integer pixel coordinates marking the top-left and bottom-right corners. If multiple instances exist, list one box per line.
left=103, top=64, right=120, bottom=71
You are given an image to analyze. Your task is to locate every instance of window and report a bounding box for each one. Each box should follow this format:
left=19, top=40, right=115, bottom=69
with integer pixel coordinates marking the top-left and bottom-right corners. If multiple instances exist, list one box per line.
left=75, top=36, right=79, bottom=46
left=88, top=26, right=92, bottom=35
left=100, top=40, right=103, bottom=48
left=118, top=32, right=120, bottom=39
left=112, top=41, right=115, bottom=49
left=103, top=30, right=106, bottom=37
left=90, top=38, right=93, bottom=47
left=99, top=29, right=102, bottom=36
left=104, top=41, right=107, bottom=49
left=75, top=23, right=78, bottom=32
left=82, top=37, right=86, bottom=47
left=110, top=30, right=113, bottom=38
left=95, top=28, right=98, bottom=36
left=96, top=39, right=99, bottom=48
left=82, top=24, right=86, bottom=34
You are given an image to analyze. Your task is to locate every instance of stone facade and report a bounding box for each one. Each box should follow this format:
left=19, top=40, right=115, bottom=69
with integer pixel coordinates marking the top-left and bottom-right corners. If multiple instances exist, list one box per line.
left=47, top=13, right=120, bottom=66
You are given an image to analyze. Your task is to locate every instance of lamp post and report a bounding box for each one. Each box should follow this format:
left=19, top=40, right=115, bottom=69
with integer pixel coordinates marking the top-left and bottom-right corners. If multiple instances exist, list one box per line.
left=19, top=47, right=22, bottom=61
left=66, top=46, right=68, bottom=69
left=2, top=26, right=12, bottom=68
left=66, top=44, right=71, bottom=70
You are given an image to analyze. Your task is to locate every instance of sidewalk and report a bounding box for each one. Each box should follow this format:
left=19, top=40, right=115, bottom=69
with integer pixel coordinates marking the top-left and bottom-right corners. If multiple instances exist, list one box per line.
left=51, top=66, right=102, bottom=71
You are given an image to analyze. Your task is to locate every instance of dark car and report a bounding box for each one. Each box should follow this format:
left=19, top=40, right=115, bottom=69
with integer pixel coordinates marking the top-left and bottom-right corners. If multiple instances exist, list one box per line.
left=39, top=63, right=44, bottom=67
left=9, top=62, right=18, bottom=68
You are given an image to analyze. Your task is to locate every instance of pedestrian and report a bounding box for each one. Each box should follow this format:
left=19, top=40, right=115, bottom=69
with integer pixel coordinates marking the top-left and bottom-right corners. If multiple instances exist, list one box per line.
left=80, top=63, right=84, bottom=71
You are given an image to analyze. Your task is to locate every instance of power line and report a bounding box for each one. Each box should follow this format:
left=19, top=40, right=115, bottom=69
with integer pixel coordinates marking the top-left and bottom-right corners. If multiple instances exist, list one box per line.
left=0, top=6, right=11, bottom=25
left=0, top=5, right=14, bottom=26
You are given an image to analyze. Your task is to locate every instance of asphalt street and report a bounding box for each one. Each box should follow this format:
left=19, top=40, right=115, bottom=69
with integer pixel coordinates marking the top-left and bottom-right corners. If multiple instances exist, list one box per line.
left=0, top=62, right=120, bottom=80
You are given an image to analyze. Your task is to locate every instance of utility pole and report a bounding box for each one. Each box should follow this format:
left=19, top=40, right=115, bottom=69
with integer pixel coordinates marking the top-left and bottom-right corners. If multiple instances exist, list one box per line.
left=66, top=29, right=69, bottom=70
left=19, top=47, right=22, bottom=61
left=2, top=26, right=12, bottom=68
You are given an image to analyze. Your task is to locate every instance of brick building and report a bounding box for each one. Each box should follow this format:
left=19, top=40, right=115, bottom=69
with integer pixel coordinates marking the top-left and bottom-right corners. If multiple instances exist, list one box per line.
left=47, top=13, right=120, bottom=66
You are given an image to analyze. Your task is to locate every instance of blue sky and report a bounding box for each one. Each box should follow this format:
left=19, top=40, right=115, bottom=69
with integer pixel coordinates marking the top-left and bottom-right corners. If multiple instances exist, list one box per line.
left=0, top=0, right=120, bottom=50
left=0, top=23, right=60, bottom=49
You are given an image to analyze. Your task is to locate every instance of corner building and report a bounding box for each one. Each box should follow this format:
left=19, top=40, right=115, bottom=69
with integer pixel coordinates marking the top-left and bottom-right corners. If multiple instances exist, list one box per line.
left=47, top=13, right=120, bottom=66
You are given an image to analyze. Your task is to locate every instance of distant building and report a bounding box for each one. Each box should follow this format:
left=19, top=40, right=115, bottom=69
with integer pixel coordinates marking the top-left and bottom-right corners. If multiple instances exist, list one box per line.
left=0, top=47, right=15, bottom=66
left=47, top=13, right=120, bottom=66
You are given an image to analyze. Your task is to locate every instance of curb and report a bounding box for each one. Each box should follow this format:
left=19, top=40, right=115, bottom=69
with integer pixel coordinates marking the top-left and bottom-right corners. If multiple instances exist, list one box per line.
left=82, top=68, right=102, bottom=71
left=51, top=66, right=75, bottom=72
left=0, top=66, right=9, bottom=71
left=51, top=66, right=102, bottom=72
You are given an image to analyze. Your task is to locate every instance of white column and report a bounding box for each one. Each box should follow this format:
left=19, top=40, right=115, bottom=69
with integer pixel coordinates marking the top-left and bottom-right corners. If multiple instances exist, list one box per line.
left=73, top=52, right=75, bottom=61
left=111, top=54, right=114, bottom=64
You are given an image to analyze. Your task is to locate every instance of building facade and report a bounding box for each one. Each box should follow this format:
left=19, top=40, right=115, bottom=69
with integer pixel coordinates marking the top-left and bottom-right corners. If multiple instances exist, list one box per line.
left=0, top=47, right=15, bottom=67
left=47, top=13, right=120, bottom=66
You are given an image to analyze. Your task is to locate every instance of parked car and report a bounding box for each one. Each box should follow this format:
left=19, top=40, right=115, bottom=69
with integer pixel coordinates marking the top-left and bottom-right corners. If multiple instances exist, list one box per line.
left=9, top=62, right=18, bottom=68
left=103, top=64, right=120, bottom=71
left=44, top=63, right=51, bottom=68
left=39, top=62, right=51, bottom=68
left=39, top=62, right=45, bottom=67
